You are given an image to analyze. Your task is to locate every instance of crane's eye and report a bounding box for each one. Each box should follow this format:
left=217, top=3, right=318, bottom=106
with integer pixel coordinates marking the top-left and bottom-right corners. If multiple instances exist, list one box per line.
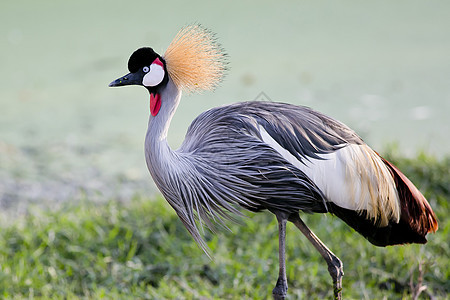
left=143, top=66, right=150, bottom=73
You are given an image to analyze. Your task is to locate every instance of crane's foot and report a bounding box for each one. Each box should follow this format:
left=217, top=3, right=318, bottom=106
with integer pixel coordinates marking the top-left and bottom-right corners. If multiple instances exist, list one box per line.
left=272, top=277, right=288, bottom=300
left=332, top=276, right=343, bottom=300
left=328, top=257, right=343, bottom=300
left=333, top=286, right=343, bottom=300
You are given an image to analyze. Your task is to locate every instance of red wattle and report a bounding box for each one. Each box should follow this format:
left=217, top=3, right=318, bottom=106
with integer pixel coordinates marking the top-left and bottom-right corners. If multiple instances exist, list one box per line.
left=150, top=93, right=161, bottom=116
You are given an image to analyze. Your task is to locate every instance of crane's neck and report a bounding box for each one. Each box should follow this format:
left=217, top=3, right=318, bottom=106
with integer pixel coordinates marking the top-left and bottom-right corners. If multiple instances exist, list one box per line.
left=144, top=78, right=182, bottom=182
left=147, top=78, right=181, bottom=141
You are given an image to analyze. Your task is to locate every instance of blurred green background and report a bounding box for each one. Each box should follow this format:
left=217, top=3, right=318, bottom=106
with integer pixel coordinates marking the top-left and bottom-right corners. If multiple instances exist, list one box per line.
left=0, top=1, right=449, bottom=299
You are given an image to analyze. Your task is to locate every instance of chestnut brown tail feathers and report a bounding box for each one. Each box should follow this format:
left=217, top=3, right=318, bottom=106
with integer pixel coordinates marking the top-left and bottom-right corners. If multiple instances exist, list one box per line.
left=381, top=157, right=438, bottom=236
left=330, top=157, right=437, bottom=247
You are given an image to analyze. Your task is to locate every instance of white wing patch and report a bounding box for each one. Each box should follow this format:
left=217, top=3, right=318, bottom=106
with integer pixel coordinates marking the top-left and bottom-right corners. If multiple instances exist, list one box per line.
left=258, top=126, right=400, bottom=226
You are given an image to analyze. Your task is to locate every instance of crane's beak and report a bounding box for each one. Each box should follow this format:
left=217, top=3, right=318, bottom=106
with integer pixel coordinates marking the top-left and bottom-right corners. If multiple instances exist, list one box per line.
left=108, top=72, right=142, bottom=87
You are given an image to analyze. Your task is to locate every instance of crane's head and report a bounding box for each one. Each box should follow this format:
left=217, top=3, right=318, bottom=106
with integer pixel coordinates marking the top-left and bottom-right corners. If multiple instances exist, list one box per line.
left=109, top=47, right=168, bottom=116
left=109, top=24, right=228, bottom=116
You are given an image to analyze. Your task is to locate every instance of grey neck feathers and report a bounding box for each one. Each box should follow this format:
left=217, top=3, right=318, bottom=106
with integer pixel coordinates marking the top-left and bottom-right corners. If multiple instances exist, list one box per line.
left=144, top=79, right=212, bottom=251
left=146, top=78, right=181, bottom=142
left=144, top=78, right=182, bottom=184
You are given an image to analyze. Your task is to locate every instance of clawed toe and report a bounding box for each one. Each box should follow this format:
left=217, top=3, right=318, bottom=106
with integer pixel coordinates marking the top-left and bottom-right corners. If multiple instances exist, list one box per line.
left=272, top=277, right=288, bottom=300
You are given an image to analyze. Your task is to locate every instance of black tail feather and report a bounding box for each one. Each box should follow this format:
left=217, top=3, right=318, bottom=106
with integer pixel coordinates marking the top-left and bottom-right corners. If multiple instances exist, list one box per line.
left=329, top=203, right=427, bottom=246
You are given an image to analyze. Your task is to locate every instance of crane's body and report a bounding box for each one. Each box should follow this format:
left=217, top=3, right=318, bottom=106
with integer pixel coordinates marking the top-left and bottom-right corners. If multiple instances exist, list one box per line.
left=110, top=25, right=438, bottom=299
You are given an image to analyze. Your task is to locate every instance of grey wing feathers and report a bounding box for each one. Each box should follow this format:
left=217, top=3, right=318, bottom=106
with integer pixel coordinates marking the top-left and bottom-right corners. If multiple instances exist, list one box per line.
left=168, top=101, right=361, bottom=250
left=240, top=101, right=363, bottom=160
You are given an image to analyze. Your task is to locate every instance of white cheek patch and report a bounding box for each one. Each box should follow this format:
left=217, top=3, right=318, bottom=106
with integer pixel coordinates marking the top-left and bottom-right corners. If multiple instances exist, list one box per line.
left=142, top=63, right=165, bottom=87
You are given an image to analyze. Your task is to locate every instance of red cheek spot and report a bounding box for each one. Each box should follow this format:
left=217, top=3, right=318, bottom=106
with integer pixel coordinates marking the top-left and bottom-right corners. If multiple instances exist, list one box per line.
left=152, top=57, right=164, bottom=67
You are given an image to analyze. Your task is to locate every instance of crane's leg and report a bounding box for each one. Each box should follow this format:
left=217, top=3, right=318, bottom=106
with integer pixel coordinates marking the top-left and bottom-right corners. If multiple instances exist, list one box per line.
left=289, top=213, right=344, bottom=300
left=272, top=213, right=288, bottom=300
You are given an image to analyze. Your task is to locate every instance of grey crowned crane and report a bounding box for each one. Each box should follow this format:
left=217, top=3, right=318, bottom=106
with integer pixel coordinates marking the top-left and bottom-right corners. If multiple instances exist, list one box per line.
left=109, top=25, right=438, bottom=300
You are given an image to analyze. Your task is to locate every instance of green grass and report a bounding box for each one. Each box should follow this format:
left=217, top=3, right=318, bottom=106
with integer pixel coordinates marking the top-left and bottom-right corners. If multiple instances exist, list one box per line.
left=0, top=153, right=448, bottom=299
